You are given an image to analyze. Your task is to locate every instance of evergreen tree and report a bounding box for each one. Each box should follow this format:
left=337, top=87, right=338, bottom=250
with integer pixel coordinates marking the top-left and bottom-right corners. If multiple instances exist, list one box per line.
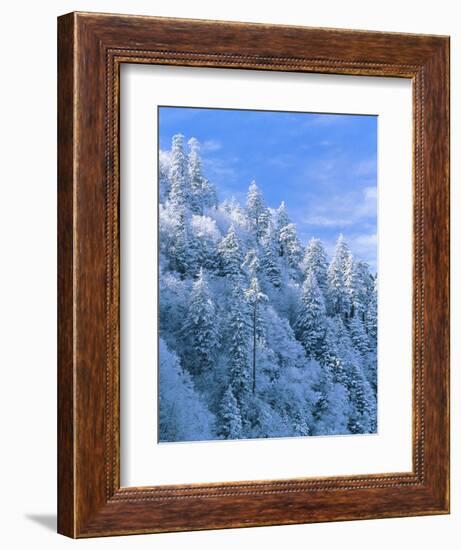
left=244, top=277, right=268, bottom=393
left=188, top=138, right=217, bottom=214
left=322, top=316, right=349, bottom=386
left=170, top=213, right=192, bottom=277
left=275, top=201, right=291, bottom=242
left=159, top=150, right=171, bottom=203
left=159, top=339, right=215, bottom=442
left=347, top=360, right=376, bottom=434
left=182, top=268, right=219, bottom=376
left=366, top=279, right=378, bottom=345
left=227, top=282, right=252, bottom=410
left=295, top=272, right=327, bottom=359
left=275, top=201, right=300, bottom=268
left=246, top=180, right=270, bottom=243
left=217, top=386, right=243, bottom=439
left=330, top=318, right=375, bottom=434
left=189, top=214, right=220, bottom=274
left=347, top=260, right=373, bottom=321
left=349, top=314, right=370, bottom=354
left=260, top=231, right=282, bottom=288
left=217, top=225, right=244, bottom=278
left=327, top=234, right=353, bottom=319
left=169, top=134, right=189, bottom=209
left=279, top=223, right=302, bottom=275
left=243, top=248, right=260, bottom=277
left=303, top=238, right=329, bottom=296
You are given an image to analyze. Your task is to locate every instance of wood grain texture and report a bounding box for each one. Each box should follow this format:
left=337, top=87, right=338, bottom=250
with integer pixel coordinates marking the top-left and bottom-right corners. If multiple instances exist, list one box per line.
left=57, top=11, right=450, bottom=538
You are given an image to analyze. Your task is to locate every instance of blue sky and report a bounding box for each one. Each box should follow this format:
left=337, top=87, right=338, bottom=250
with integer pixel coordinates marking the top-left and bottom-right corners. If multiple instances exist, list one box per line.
left=159, top=106, right=377, bottom=270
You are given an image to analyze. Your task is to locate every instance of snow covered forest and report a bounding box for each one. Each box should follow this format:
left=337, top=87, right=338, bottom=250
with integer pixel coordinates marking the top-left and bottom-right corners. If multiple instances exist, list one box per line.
left=158, top=133, right=378, bottom=442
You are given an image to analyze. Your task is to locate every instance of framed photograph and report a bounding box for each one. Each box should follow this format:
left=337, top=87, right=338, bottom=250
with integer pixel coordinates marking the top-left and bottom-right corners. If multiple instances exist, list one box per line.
left=58, top=12, right=450, bottom=538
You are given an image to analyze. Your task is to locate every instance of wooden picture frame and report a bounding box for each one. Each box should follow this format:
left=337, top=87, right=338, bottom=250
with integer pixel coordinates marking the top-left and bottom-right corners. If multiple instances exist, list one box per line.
left=57, top=11, right=450, bottom=538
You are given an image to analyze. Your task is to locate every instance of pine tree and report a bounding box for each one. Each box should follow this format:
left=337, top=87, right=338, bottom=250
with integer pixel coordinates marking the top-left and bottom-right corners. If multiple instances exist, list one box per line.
left=365, top=278, right=378, bottom=345
left=188, top=137, right=204, bottom=214
left=217, top=386, right=243, bottom=439
left=295, top=272, right=327, bottom=359
left=169, top=134, right=189, bottom=209
left=227, top=282, right=251, bottom=412
left=346, top=360, right=375, bottom=434
left=188, top=138, right=217, bottom=214
left=347, top=260, right=373, bottom=321
left=246, top=180, right=270, bottom=243
left=243, top=248, right=260, bottom=277
left=348, top=314, right=370, bottom=354
left=303, top=238, right=329, bottom=296
left=330, top=318, right=375, bottom=434
left=278, top=223, right=302, bottom=274
left=327, top=234, right=353, bottom=319
left=275, top=201, right=298, bottom=263
left=158, top=338, right=215, bottom=442
left=260, top=231, right=282, bottom=288
left=159, top=150, right=171, bottom=203
left=182, top=268, right=219, bottom=376
left=170, top=213, right=192, bottom=277
left=275, top=201, right=291, bottom=240
left=322, top=316, right=349, bottom=386
left=244, top=277, right=268, bottom=393
left=217, top=225, right=243, bottom=278
left=189, top=214, right=220, bottom=274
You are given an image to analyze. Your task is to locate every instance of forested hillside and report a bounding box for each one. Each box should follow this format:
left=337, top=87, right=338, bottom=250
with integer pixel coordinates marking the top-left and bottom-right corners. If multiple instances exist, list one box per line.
left=158, top=134, right=377, bottom=442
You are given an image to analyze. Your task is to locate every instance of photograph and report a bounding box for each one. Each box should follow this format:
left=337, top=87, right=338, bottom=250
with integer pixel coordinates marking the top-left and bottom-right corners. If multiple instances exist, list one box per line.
left=158, top=106, right=378, bottom=443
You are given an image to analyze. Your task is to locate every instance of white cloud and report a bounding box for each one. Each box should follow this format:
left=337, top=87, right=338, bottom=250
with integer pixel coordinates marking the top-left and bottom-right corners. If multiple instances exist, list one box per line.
left=201, top=139, right=222, bottom=152
left=203, top=157, right=239, bottom=182
left=348, top=232, right=378, bottom=270
left=300, top=185, right=377, bottom=228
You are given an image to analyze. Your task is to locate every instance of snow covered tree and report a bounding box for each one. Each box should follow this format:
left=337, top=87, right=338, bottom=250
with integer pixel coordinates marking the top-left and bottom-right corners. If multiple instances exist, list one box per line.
left=295, top=271, right=327, bottom=359
left=346, top=360, right=376, bottom=434
left=321, top=315, right=352, bottom=387
left=169, top=213, right=192, bottom=277
left=168, top=134, right=189, bottom=209
left=326, top=317, right=375, bottom=434
left=303, top=238, right=329, bottom=296
left=327, top=234, right=353, bottom=319
left=275, top=201, right=301, bottom=271
left=243, top=248, right=260, bottom=277
left=279, top=223, right=302, bottom=276
left=221, top=196, right=246, bottom=224
left=217, top=225, right=244, bottom=278
left=246, top=180, right=270, bottom=243
left=159, top=150, right=171, bottom=203
left=349, top=313, right=370, bottom=354
left=260, top=231, right=282, bottom=288
left=347, top=260, right=373, bottom=321
left=188, top=137, right=217, bottom=214
left=217, top=386, right=243, bottom=439
left=189, top=214, right=221, bottom=273
left=159, top=339, right=215, bottom=442
left=309, top=361, right=350, bottom=436
left=182, top=268, right=219, bottom=376
left=275, top=201, right=291, bottom=241
left=227, top=281, right=252, bottom=411
left=366, top=278, right=378, bottom=345
left=244, top=277, right=268, bottom=393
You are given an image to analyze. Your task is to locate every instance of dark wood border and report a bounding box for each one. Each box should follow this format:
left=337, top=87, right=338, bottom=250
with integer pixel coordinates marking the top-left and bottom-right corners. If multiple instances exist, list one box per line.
left=57, top=12, right=450, bottom=538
